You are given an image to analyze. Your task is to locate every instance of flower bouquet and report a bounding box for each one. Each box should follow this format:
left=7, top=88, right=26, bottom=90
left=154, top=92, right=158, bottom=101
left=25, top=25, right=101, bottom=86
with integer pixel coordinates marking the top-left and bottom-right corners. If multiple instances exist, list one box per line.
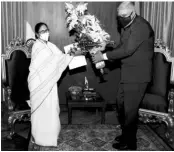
left=65, top=2, right=114, bottom=77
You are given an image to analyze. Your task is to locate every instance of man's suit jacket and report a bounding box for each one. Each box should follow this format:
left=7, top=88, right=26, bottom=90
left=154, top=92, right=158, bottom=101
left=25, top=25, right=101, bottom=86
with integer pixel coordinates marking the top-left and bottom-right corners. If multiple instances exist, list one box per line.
left=106, top=15, right=155, bottom=83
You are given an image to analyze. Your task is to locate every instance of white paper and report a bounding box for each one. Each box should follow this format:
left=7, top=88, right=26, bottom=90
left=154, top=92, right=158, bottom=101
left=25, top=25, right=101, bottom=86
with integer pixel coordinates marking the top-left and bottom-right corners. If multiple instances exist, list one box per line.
left=64, top=43, right=87, bottom=70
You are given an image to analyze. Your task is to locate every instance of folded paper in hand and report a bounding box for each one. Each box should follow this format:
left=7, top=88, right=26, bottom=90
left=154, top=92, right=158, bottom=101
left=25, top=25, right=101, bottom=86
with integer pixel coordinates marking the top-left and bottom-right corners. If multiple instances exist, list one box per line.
left=64, top=43, right=87, bottom=70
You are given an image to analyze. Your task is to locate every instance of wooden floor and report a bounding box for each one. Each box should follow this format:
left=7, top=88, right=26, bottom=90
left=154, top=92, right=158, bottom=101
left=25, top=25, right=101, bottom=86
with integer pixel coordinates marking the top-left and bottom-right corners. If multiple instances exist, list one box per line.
left=1, top=109, right=174, bottom=150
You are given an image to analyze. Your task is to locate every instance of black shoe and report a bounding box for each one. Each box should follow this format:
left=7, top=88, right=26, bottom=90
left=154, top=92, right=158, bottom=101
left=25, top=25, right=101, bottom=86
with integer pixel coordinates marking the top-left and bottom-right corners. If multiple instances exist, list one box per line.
left=112, top=142, right=137, bottom=150
left=115, top=134, right=122, bottom=142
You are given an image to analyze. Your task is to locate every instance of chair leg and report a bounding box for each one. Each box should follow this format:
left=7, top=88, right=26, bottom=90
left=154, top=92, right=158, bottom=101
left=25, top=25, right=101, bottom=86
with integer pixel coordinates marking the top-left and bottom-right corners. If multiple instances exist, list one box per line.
left=164, top=116, right=174, bottom=143
left=165, top=130, right=173, bottom=143
left=164, top=126, right=174, bottom=143
left=7, top=116, right=17, bottom=139
left=101, top=106, right=105, bottom=124
left=139, top=109, right=174, bottom=143
left=68, top=107, right=72, bottom=124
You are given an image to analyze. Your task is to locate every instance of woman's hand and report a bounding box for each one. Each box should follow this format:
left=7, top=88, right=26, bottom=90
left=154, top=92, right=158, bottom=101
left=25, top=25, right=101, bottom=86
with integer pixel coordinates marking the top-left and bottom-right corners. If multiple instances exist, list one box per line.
left=69, top=47, right=83, bottom=56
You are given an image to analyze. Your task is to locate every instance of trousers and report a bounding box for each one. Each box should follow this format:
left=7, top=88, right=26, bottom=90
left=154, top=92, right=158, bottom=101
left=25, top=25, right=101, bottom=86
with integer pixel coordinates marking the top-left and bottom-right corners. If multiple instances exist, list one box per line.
left=116, top=83, right=148, bottom=146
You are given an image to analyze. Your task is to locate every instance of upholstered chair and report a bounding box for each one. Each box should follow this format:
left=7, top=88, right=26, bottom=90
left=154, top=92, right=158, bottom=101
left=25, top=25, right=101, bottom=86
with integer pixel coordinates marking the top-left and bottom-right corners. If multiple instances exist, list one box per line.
left=139, top=40, right=174, bottom=143
left=1, top=38, right=35, bottom=139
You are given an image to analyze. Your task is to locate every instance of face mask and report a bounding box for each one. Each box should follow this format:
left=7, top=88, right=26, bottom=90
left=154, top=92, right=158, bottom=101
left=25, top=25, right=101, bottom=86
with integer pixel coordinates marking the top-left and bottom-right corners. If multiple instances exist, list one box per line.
left=117, top=12, right=133, bottom=28
left=40, top=33, right=49, bottom=41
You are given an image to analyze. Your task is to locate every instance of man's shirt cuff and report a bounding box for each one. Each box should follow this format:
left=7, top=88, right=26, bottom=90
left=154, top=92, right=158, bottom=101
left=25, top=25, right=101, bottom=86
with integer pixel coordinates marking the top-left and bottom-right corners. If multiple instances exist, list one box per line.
left=103, top=53, right=108, bottom=60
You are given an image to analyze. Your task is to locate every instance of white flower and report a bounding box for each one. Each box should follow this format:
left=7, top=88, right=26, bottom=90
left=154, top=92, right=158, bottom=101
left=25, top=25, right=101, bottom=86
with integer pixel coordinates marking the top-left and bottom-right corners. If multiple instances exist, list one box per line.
left=66, top=11, right=79, bottom=31
left=76, top=2, right=88, bottom=16
left=101, top=31, right=110, bottom=41
left=81, top=29, right=87, bottom=34
left=65, top=2, right=74, bottom=14
left=66, top=16, right=73, bottom=24
left=68, top=20, right=78, bottom=31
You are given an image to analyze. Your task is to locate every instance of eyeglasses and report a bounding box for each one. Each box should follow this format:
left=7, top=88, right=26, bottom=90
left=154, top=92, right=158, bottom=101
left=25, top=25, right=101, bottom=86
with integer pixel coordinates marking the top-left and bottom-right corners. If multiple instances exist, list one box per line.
left=38, top=29, right=49, bottom=34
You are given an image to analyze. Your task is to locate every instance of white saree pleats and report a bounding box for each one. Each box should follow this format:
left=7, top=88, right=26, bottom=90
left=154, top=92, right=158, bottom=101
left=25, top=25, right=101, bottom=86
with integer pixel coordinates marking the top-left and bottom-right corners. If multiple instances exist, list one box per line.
left=28, top=40, right=72, bottom=146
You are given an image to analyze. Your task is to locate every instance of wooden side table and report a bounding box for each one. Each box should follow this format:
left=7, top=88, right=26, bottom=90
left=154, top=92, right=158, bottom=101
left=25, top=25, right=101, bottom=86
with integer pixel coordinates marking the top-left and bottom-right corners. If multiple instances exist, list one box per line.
left=66, top=91, right=106, bottom=124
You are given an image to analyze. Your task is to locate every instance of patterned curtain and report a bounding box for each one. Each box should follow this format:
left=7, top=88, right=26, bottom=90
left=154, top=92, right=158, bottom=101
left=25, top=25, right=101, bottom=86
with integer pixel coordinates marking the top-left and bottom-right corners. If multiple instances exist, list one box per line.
left=1, top=2, right=25, bottom=54
left=140, top=2, right=174, bottom=56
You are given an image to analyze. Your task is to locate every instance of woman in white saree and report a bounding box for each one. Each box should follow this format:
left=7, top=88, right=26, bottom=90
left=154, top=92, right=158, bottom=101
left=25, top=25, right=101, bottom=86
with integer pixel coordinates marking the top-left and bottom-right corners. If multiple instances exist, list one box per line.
left=28, top=22, right=80, bottom=147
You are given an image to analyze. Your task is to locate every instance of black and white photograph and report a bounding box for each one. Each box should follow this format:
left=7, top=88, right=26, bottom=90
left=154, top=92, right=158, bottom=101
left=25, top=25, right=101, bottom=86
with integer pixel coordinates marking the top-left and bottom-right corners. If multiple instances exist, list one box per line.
left=1, top=0, right=174, bottom=151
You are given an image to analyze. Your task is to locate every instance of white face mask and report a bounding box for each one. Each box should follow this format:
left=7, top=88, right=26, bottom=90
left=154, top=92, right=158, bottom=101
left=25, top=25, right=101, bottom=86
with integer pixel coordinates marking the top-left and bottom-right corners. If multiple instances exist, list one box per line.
left=40, top=33, right=49, bottom=41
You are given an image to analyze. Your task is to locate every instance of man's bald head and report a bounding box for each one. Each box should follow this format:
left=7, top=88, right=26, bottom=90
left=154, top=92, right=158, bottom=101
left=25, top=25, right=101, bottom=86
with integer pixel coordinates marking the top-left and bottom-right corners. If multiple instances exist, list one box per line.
left=117, top=2, right=136, bottom=17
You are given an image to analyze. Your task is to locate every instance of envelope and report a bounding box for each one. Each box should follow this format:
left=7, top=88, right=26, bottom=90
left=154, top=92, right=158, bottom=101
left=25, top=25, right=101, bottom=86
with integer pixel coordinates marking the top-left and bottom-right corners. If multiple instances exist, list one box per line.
left=64, top=43, right=87, bottom=70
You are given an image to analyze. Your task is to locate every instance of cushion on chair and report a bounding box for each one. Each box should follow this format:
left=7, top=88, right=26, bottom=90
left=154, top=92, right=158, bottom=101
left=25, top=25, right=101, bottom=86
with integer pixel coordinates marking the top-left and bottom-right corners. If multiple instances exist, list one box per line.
left=147, top=53, right=171, bottom=97
left=140, top=93, right=168, bottom=113
left=6, top=50, right=31, bottom=110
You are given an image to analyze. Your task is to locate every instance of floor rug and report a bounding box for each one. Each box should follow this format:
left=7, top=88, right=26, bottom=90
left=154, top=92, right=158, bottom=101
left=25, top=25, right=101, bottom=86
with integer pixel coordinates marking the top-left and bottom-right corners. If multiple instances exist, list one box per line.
left=28, top=124, right=172, bottom=151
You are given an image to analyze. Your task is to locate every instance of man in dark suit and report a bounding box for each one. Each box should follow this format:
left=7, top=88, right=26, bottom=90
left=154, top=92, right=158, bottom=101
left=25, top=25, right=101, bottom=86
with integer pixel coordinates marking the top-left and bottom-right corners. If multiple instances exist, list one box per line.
left=92, top=2, right=154, bottom=150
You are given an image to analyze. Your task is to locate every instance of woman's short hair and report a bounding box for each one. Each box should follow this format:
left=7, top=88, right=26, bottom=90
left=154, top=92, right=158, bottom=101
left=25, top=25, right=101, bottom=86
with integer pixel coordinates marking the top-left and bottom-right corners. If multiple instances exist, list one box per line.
left=35, top=22, right=48, bottom=39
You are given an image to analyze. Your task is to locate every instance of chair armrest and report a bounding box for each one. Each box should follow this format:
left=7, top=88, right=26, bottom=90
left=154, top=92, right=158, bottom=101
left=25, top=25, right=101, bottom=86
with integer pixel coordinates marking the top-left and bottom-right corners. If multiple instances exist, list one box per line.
left=168, top=88, right=174, bottom=118
left=2, top=85, right=15, bottom=112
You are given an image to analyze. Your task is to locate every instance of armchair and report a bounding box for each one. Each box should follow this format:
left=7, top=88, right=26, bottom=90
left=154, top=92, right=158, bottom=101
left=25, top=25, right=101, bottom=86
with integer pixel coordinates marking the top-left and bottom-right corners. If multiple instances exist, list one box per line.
left=1, top=37, right=35, bottom=139
left=139, top=41, right=174, bottom=143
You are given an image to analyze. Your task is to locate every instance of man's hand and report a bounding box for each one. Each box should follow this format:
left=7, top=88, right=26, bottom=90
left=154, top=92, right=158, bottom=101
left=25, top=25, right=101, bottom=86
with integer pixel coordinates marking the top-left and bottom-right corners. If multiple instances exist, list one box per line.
left=92, top=51, right=104, bottom=63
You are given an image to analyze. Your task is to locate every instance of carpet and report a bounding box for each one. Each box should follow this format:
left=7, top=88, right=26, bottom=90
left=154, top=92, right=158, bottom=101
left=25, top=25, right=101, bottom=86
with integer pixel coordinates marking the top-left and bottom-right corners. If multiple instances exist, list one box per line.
left=28, top=124, right=172, bottom=151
